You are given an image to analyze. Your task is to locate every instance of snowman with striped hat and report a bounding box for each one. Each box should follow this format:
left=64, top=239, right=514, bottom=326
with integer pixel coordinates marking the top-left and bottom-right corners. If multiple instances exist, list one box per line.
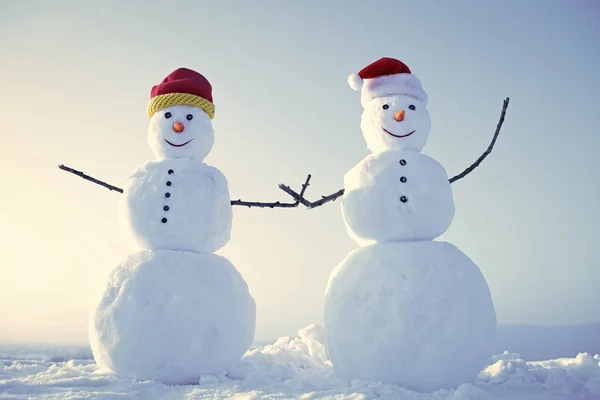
left=323, top=57, right=497, bottom=391
left=89, top=68, right=256, bottom=384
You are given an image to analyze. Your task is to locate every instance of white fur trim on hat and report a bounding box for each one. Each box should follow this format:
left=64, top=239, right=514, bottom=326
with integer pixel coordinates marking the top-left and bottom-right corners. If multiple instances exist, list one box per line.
left=360, top=73, right=428, bottom=107
left=347, top=73, right=363, bottom=91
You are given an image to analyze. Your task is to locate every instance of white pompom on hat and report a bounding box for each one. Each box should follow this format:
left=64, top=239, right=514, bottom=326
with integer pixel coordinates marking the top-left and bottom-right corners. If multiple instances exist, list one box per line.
left=348, top=57, right=428, bottom=107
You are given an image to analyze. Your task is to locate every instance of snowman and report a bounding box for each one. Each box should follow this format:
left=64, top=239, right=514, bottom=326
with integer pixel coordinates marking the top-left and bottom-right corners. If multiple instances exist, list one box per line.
left=302, top=58, right=497, bottom=391
left=89, top=68, right=256, bottom=384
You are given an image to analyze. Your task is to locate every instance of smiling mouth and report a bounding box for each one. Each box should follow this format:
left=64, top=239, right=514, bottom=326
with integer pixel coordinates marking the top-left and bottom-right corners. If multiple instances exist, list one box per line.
left=383, top=129, right=415, bottom=138
left=164, top=139, right=194, bottom=147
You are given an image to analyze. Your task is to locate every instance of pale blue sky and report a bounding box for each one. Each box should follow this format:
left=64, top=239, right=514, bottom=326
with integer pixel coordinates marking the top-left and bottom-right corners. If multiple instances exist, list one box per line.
left=0, top=0, right=599, bottom=343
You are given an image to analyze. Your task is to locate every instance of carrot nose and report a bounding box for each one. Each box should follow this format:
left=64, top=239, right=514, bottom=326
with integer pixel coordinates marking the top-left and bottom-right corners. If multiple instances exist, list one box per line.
left=172, top=122, right=184, bottom=133
left=394, top=110, right=405, bottom=122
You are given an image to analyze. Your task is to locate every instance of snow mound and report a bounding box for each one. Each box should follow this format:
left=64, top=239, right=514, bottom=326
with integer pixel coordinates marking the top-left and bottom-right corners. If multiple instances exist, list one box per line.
left=479, top=351, right=600, bottom=397
left=1, top=326, right=600, bottom=399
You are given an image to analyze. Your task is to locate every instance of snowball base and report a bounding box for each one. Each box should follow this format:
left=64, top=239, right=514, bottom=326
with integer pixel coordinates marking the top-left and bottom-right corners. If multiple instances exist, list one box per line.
left=89, top=250, right=256, bottom=384
left=324, top=241, right=496, bottom=392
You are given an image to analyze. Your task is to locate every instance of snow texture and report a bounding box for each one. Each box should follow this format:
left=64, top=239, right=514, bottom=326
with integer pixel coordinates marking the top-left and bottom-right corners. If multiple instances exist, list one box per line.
left=2, top=325, right=600, bottom=399
left=147, top=105, right=215, bottom=161
left=360, top=95, right=431, bottom=153
left=342, top=150, right=454, bottom=245
left=118, top=158, right=233, bottom=253
left=325, top=241, right=496, bottom=392
left=89, top=250, right=256, bottom=384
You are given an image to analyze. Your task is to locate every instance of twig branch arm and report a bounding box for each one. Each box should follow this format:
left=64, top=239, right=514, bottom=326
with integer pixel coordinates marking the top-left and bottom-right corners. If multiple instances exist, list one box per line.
left=230, top=199, right=297, bottom=208
left=278, top=182, right=345, bottom=210
left=297, top=174, right=312, bottom=203
left=58, top=164, right=311, bottom=209
left=448, top=97, right=510, bottom=184
left=232, top=175, right=312, bottom=208
left=308, top=189, right=345, bottom=208
left=278, top=184, right=312, bottom=207
left=58, top=164, right=124, bottom=193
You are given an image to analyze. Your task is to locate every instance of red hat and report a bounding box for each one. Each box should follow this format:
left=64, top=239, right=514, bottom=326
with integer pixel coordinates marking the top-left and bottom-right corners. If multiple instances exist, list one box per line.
left=147, top=68, right=215, bottom=119
left=348, top=57, right=428, bottom=106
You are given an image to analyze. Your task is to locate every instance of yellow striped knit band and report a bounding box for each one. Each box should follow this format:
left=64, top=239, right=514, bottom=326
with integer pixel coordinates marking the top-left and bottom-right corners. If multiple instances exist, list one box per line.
left=147, top=93, right=215, bottom=119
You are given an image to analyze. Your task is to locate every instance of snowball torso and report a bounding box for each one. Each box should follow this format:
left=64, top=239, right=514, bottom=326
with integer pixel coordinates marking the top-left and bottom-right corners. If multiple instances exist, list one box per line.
left=324, top=241, right=496, bottom=391
left=89, top=250, right=256, bottom=384
left=342, top=150, right=455, bottom=245
left=118, top=158, right=232, bottom=253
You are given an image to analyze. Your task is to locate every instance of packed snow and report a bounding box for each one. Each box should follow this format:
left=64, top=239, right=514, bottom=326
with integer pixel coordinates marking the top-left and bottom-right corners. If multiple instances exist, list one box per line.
left=341, top=150, right=454, bottom=244
left=325, top=241, right=496, bottom=391
left=118, top=158, right=233, bottom=252
left=2, top=324, right=600, bottom=399
left=89, top=250, right=256, bottom=384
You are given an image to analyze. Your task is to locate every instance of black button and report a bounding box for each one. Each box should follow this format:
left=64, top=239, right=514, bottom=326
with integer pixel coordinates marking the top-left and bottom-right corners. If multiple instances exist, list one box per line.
left=399, top=159, right=407, bottom=166
left=168, top=169, right=174, bottom=174
left=166, top=181, right=172, bottom=186
left=400, top=196, right=408, bottom=203
left=163, top=206, right=169, bottom=211
left=400, top=176, right=407, bottom=183
left=161, top=218, right=167, bottom=223
left=165, top=192, right=171, bottom=198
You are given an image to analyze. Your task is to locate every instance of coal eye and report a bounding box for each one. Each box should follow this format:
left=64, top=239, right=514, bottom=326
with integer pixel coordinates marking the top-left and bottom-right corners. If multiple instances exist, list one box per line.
left=408, top=105, right=416, bottom=111
left=165, top=112, right=172, bottom=119
left=186, top=114, right=193, bottom=121
left=382, top=104, right=389, bottom=110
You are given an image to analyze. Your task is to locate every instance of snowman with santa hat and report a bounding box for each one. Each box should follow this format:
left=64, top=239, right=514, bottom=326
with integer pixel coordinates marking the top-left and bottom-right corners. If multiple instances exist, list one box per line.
left=282, top=57, right=507, bottom=391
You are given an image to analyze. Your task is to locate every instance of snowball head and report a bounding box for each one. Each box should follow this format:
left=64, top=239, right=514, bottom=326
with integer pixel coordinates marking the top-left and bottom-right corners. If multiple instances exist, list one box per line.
left=325, top=241, right=497, bottom=392
left=118, top=158, right=232, bottom=253
left=89, top=250, right=256, bottom=384
left=342, top=150, right=454, bottom=245
left=361, top=95, right=431, bottom=154
left=148, top=104, right=215, bottom=161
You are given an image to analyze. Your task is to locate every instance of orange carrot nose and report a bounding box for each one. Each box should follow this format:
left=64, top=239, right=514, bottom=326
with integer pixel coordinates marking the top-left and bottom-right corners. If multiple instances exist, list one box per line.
left=394, top=110, right=405, bottom=122
left=172, top=122, right=184, bottom=133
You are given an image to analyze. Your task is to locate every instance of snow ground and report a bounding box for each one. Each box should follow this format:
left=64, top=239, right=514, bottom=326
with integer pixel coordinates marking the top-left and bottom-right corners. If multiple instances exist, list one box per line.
left=1, top=324, right=599, bottom=400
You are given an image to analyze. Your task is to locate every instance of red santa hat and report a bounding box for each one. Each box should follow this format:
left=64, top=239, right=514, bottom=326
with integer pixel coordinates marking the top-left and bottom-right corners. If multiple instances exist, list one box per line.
left=348, top=57, right=428, bottom=107
left=147, top=68, right=215, bottom=119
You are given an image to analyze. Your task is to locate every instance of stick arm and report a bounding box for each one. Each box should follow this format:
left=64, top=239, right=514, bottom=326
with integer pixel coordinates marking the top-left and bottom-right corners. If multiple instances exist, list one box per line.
left=448, top=97, right=510, bottom=184
left=278, top=183, right=345, bottom=210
